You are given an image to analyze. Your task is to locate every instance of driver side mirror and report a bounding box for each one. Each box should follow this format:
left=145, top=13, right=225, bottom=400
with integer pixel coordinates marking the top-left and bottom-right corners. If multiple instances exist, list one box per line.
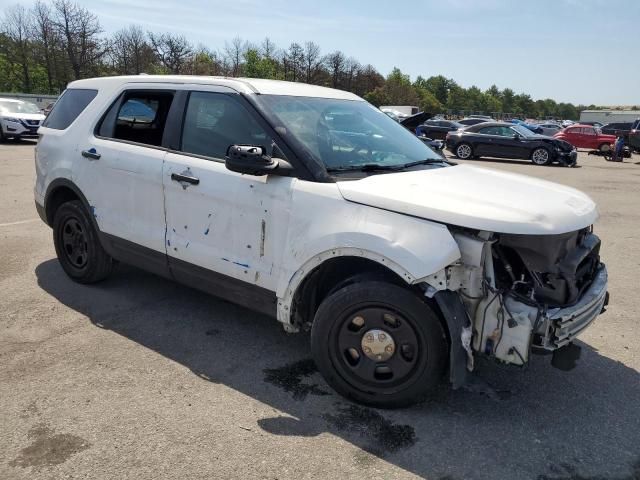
left=513, top=133, right=521, bottom=140
left=225, top=145, right=293, bottom=177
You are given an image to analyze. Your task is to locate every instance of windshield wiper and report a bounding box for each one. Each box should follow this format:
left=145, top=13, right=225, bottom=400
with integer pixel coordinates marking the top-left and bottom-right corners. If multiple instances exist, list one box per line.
left=400, top=158, right=455, bottom=168
left=327, top=158, right=455, bottom=173
left=326, top=163, right=402, bottom=172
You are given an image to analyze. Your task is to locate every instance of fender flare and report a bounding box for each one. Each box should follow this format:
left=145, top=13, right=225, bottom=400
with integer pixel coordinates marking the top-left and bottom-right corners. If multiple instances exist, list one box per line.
left=275, top=246, right=459, bottom=327
left=44, top=178, right=99, bottom=233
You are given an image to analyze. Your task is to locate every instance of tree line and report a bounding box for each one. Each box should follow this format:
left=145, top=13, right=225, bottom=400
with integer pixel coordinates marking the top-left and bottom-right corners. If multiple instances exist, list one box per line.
left=0, top=0, right=599, bottom=119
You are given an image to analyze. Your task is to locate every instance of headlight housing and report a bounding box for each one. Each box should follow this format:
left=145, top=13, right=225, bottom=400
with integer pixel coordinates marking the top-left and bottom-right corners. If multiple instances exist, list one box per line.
left=2, top=117, right=21, bottom=124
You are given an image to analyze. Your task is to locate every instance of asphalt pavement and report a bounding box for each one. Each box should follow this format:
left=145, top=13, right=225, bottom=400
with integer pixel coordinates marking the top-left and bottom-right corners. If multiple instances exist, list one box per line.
left=1, top=141, right=639, bottom=479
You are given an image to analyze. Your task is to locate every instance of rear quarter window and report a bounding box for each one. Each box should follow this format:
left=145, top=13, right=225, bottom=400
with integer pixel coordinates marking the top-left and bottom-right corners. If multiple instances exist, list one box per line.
left=42, top=88, right=98, bottom=130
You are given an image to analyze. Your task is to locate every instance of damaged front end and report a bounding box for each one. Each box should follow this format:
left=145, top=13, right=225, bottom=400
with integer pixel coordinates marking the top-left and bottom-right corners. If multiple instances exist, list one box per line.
left=423, top=227, right=608, bottom=386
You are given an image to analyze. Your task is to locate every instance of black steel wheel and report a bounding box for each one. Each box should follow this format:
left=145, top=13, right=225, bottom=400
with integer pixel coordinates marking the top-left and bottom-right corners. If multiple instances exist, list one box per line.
left=311, top=280, right=447, bottom=408
left=53, top=200, right=113, bottom=283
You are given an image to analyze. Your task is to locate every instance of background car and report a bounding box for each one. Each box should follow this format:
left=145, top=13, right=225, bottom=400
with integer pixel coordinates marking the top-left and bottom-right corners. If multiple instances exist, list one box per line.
left=445, top=122, right=576, bottom=166
left=600, top=122, right=633, bottom=136
left=510, top=119, right=544, bottom=134
left=628, top=119, right=640, bottom=153
left=43, top=102, right=56, bottom=116
left=458, top=117, right=490, bottom=126
left=415, top=119, right=463, bottom=140
left=538, top=123, right=563, bottom=136
left=554, top=124, right=616, bottom=152
left=0, top=98, right=46, bottom=141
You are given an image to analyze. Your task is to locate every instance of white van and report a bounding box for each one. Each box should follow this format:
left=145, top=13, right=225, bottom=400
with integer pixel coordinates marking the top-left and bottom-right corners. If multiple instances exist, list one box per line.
left=34, top=76, right=608, bottom=407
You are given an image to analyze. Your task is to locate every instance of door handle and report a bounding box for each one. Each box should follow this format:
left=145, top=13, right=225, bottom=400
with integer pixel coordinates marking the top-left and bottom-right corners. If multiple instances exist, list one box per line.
left=171, top=173, right=200, bottom=185
left=81, top=149, right=101, bottom=160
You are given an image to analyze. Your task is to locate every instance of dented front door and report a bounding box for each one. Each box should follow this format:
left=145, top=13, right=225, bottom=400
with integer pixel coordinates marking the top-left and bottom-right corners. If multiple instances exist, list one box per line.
left=163, top=152, right=295, bottom=291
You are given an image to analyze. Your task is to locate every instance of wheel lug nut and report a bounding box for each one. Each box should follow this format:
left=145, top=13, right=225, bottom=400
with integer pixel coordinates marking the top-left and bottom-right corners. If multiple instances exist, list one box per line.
left=385, top=345, right=393, bottom=353
left=379, top=333, right=386, bottom=341
left=363, top=346, right=372, bottom=354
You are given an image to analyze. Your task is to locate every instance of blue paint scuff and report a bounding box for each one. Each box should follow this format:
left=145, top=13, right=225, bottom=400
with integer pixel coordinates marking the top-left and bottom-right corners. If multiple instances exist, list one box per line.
left=204, top=228, right=210, bottom=235
left=221, top=258, right=250, bottom=268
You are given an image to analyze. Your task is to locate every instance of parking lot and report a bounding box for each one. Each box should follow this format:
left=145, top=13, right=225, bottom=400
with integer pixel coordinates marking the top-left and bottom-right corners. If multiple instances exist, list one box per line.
left=1, top=141, right=639, bottom=479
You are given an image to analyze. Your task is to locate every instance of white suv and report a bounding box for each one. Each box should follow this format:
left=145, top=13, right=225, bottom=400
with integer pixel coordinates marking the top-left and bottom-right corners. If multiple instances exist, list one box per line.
left=0, top=98, right=46, bottom=141
left=35, top=76, right=609, bottom=407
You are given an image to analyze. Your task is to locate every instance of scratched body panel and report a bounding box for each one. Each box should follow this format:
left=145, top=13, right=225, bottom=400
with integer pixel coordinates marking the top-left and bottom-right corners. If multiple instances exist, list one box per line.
left=163, top=151, right=296, bottom=290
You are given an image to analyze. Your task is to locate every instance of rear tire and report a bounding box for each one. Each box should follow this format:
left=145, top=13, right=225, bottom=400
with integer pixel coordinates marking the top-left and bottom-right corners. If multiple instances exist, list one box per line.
left=311, top=280, right=448, bottom=408
left=455, top=143, right=473, bottom=159
left=53, top=200, right=113, bottom=284
left=599, top=143, right=611, bottom=153
left=531, top=147, right=551, bottom=165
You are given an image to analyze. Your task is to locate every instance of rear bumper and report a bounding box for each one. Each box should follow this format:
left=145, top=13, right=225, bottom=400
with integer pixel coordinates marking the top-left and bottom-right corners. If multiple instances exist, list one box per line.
left=537, top=264, right=608, bottom=349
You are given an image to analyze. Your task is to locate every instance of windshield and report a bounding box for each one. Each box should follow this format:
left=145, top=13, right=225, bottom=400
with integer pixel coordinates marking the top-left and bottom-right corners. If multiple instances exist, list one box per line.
left=0, top=100, right=41, bottom=114
left=254, top=95, right=442, bottom=171
left=511, top=124, right=536, bottom=137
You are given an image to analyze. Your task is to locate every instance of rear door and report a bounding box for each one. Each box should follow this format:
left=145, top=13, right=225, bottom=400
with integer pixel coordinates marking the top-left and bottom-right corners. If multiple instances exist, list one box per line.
left=162, top=87, right=295, bottom=299
left=75, top=86, right=174, bottom=275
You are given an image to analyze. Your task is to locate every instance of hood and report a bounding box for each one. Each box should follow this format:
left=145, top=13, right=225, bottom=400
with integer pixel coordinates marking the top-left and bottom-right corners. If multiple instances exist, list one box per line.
left=1, top=112, right=45, bottom=121
left=337, top=165, right=598, bottom=235
left=400, top=111, right=431, bottom=130
left=533, top=135, right=573, bottom=150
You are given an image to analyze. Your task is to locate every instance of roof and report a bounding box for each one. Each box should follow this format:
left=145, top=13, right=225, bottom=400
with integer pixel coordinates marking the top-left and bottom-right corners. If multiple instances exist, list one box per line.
left=581, top=110, right=640, bottom=114
left=466, top=121, right=512, bottom=130
left=68, top=75, right=363, bottom=101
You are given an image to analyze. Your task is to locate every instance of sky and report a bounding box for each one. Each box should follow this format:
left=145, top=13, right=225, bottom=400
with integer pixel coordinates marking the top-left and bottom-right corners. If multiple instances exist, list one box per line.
left=2, top=0, right=639, bottom=105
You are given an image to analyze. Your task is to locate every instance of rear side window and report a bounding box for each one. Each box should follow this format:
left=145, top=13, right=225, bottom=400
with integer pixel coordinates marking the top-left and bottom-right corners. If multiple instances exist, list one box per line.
left=42, top=88, right=98, bottom=130
left=97, top=91, right=174, bottom=147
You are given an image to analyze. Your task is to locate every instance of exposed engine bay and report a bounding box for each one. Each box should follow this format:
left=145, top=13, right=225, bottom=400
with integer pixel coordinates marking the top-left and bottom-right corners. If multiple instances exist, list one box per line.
left=424, top=227, right=608, bottom=371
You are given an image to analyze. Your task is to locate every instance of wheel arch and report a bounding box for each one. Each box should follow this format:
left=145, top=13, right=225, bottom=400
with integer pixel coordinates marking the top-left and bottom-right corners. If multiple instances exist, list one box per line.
left=277, top=245, right=460, bottom=331
left=44, top=178, right=96, bottom=230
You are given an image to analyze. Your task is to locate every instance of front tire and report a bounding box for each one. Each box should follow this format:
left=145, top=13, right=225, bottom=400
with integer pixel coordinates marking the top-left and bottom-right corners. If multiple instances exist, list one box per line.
left=311, top=280, right=447, bottom=408
left=531, top=147, right=551, bottom=165
left=53, top=200, right=113, bottom=284
left=455, top=143, right=473, bottom=160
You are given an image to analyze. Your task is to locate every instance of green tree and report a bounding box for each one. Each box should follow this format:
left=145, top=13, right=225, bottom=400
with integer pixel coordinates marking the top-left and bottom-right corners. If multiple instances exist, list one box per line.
left=243, top=49, right=276, bottom=79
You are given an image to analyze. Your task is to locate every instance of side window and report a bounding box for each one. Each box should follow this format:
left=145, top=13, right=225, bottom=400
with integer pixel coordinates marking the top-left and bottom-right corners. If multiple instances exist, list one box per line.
left=98, top=91, right=174, bottom=147
left=180, top=92, right=271, bottom=160
left=42, top=88, right=98, bottom=130
left=478, top=126, right=501, bottom=135
left=582, top=127, right=596, bottom=136
left=567, top=128, right=580, bottom=135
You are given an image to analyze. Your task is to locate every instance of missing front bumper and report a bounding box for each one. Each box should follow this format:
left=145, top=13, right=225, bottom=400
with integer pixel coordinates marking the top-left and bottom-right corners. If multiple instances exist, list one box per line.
left=540, top=264, right=608, bottom=349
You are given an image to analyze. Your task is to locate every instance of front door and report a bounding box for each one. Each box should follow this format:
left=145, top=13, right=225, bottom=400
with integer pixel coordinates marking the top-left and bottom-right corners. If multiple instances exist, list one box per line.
left=162, top=90, right=295, bottom=299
